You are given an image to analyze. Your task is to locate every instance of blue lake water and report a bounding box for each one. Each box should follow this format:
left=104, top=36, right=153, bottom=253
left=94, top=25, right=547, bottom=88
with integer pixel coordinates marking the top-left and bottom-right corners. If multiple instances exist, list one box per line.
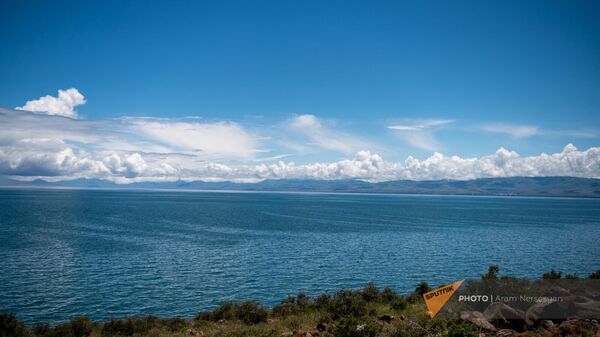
left=1, top=188, right=599, bottom=324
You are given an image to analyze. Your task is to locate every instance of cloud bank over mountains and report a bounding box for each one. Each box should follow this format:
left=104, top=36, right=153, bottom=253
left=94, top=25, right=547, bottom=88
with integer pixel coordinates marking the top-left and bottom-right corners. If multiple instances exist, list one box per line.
left=2, top=88, right=599, bottom=183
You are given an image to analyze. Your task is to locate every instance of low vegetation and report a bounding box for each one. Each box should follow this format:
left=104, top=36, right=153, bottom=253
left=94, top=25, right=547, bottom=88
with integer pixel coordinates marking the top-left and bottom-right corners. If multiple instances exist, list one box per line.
left=2, top=267, right=599, bottom=337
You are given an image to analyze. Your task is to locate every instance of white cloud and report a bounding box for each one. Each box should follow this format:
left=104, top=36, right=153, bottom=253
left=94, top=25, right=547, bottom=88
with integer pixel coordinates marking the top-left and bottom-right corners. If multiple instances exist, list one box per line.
left=1, top=108, right=599, bottom=183
left=388, top=119, right=454, bottom=131
left=479, top=123, right=540, bottom=138
left=130, top=119, right=259, bottom=159
left=287, top=114, right=372, bottom=154
left=16, top=88, right=86, bottom=118
left=388, top=119, right=453, bottom=151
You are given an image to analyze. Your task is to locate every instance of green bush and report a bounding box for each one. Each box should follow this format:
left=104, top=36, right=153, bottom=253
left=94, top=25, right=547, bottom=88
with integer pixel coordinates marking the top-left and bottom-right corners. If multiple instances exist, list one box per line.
left=414, top=282, right=431, bottom=296
left=380, top=287, right=400, bottom=303
left=314, top=293, right=331, bottom=309
left=32, top=323, right=51, bottom=336
left=101, top=316, right=159, bottom=336
left=272, top=299, right=299, bottom=318
left=0, top=313, right=30, bottom=337
left=481, top=264, right=500, bottom=280
left=235, top=301, right=268, bottom=324
left=201, top=301, right=267, bottom=324
left=542, top=269, right=562, bottom=279
left=160, top=317, right=186, bottom=332
left=326, top=289, right=367, bottom=320
left=361, top=282, right=380, bottom=302
left=210, top=303, right=237, bottom=321
left=589, top=269, right=600, bottom=279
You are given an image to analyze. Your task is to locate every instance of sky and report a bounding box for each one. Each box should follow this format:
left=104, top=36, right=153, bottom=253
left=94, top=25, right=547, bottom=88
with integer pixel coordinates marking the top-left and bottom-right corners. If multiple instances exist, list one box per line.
left=1, top=0, right=599, bottom=182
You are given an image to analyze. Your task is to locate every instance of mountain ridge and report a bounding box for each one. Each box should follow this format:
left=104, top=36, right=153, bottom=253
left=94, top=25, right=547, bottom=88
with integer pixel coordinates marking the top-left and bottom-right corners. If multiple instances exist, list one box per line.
left=1, top=176, right=599, bottom=198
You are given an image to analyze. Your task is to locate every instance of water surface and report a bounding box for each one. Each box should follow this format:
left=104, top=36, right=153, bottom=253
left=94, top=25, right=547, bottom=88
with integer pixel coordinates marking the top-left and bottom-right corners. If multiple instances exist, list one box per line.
left=1, top=188, right=599, bottom=324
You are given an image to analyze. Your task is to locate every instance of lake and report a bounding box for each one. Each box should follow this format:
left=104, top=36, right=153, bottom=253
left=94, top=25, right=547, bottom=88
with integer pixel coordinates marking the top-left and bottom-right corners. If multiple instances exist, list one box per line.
left=1, top=188, right=599, bottom=324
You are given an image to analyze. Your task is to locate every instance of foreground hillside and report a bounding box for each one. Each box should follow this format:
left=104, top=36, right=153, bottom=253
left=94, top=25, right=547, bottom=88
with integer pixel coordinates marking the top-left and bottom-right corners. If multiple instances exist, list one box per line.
left=2, top=267, right=600, bottom=337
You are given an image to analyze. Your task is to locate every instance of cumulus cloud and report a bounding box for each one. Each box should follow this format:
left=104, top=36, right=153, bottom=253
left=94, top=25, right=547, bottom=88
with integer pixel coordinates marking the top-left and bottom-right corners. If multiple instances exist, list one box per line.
left=1, top=108, right=599, bottom=183
left=16, top=88, right=86, bottom=118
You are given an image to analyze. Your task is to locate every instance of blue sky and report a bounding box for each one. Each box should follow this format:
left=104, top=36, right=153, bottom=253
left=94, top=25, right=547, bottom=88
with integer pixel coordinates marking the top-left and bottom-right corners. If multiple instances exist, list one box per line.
left=1, top=0, right=599, bottom=182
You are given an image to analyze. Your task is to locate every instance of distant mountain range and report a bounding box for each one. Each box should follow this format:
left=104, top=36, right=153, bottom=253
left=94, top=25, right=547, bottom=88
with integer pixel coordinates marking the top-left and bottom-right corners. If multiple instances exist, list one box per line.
left=1, top=176, right=599, bottom=198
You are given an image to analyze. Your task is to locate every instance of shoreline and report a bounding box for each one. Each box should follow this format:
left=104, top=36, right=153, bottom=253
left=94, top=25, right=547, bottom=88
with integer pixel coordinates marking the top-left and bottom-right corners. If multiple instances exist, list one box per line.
left=3, top=267, right=600, bottom=337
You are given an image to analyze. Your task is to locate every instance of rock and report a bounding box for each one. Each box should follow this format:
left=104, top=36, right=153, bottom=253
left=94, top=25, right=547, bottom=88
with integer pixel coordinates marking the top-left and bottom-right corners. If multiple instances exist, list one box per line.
left=558, top=319, right=597, bottom=337
left=460, top=311, right=496, bottom=331
left=540, top=320, right=554, bottom=330
left=526, top=295, right=600, bottom=325
left=316, top=323, right=328, bottom=332
left=524, top=301, right=575, bottom=326
left=399, top=315, right=406, bottom=320
left=496, top=329, right=519, bottom=337
left=483, top=302, right=526, bottom=331
left=377, top=314, right=395, bottom=323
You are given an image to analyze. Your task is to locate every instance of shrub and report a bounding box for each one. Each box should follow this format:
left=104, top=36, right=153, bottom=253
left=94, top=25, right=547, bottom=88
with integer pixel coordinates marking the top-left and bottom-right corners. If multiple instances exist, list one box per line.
left=390, top=297, right=408, bottom=311
left=380, top=287, right=401, bottom=303
left=70, top=316, right=94, bottom=337
left=101, top=317, right=158, bottom=336
left=203, top=301, right=268, bottom=324
left=194, top=312, right=211, bottom=321
left=210, top=303, right=237, bottom=321
left=314, top=293, right=331, bottom=309
left=481, top=264, right=500, bottom=280
left=235, top=301, right=268, bottom=324
left=160, top=317, right=186, bottom=332
left=102, top=319, right=133, bottom=336
left=0, top=313, right=29, bottom=337
left=295, top=292, right=310, bottom=308
left=589, top=269, right=600, bottom=279
left=32, top=323, right=51, bottom=336
left=272, top=301, right=299, bottom=318
left=414, top=282, right=431, bottom=296
left=361, top=282, right=380, bottom=302
left=542, top=269, right=562, bottom=280
left=326, top=289, right=367, bottom=319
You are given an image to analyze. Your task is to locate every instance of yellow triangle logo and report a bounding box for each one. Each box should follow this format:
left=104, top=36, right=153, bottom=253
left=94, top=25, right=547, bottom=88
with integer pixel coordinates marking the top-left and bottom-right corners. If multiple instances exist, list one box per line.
left=422, top=280, right=464, bottom=318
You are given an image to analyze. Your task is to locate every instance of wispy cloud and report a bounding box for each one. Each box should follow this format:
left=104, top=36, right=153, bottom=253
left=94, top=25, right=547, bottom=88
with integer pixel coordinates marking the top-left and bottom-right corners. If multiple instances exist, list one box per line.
left=387, top=119, right=454, bottom=151
left=478, top=122, right=597, bottom=139
left=286, top=114, right=373, bottom=154
left=479, top=123, right=540, bottom=138
left=16, top=88, right=86, bottom=118
left=388, top=119, right=454, bottom=131
left=130, top=118, right=259, bottom=159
